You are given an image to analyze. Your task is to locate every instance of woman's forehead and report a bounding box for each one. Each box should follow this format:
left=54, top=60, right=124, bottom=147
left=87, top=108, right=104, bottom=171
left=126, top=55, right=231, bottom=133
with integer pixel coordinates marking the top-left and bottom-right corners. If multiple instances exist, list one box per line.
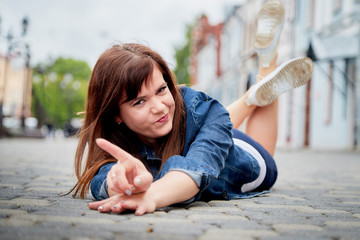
left=120, top=65, right=164, bottom=103
left=137, top=72, right=165, bottom=99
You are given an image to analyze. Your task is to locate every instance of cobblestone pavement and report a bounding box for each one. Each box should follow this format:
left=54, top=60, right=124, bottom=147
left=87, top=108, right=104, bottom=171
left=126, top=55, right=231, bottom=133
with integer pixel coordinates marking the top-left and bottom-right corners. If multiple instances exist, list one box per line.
left=0, top=138, right=359, bottom=240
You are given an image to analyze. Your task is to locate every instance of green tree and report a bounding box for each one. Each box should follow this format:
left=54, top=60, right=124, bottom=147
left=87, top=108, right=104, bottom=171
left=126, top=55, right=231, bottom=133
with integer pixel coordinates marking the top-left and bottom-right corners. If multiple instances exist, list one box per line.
left=173, top=23, right=194, bottom=86
left=31, top=57, right=91, bottom=129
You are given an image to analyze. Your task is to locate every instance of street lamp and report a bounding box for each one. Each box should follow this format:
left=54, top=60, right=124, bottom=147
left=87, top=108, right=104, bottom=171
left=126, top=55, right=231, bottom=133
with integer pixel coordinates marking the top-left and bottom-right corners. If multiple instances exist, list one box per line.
left=21, top=43, right=31, bottom=129
left=22, top=18, right=28, bottom=36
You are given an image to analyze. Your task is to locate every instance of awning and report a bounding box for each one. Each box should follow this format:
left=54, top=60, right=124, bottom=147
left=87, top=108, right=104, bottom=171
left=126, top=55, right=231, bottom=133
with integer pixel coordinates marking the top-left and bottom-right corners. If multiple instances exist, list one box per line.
left=310, top=34, right=359, bottom=60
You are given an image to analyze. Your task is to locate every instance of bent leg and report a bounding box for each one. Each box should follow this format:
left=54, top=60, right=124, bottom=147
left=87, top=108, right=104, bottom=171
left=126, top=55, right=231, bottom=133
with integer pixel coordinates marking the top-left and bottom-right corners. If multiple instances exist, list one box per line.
left=245, top=56, right=278, bottom=156
left=226, top=54, right=278, bottom=128
left=246, top=100, right=278, bottom=156
left=226, top=55, right=279, bottom=156
left=226, top=93, right=256, bottom=129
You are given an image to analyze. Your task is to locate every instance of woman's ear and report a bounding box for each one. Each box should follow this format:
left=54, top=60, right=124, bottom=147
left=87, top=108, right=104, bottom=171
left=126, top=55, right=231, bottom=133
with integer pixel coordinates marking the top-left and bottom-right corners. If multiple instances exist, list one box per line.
left=115, top=116, right=122, bottom=124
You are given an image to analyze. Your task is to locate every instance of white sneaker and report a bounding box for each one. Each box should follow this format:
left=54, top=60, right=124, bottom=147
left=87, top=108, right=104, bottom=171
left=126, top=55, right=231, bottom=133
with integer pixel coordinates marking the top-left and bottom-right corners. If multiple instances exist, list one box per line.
left=246, top=57, right=314, bottom=106
left=254, top=1, right=285, bottom=68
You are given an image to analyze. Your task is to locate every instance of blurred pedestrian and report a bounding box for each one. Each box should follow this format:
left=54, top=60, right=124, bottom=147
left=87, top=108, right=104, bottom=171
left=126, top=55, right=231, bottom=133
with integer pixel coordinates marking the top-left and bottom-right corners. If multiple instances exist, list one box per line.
left=45, top=118, right=55, bottom=138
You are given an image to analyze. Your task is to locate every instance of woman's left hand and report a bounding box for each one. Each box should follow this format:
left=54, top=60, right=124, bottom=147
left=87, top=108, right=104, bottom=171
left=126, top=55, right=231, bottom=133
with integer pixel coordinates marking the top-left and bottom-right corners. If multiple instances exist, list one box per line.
left=88, top=191, right=156, bottom=216
left=96, top=138, right=153, bottom=196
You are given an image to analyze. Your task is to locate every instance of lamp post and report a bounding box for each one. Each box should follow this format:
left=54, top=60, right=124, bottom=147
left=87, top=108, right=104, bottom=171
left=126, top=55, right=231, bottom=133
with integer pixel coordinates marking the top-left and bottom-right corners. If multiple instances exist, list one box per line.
left=20, top=43, right=31, bottom=129
left=0, top=16, right=29, bottom=137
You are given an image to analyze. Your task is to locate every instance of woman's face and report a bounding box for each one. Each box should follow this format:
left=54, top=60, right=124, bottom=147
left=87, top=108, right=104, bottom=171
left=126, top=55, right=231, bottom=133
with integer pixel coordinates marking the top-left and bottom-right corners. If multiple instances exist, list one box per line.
left=116, top=65, right=175, bottom=145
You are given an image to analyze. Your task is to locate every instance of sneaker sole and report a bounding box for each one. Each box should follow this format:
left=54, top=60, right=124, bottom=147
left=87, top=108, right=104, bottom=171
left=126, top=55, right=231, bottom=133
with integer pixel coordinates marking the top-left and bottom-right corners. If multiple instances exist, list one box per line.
left=254, top=18, right=284, bottom=53
left=254, top=57, right=314, bottom=106
left=254, top=1, right=284, bottom=50
left=255, top=19, right=283, bottom=68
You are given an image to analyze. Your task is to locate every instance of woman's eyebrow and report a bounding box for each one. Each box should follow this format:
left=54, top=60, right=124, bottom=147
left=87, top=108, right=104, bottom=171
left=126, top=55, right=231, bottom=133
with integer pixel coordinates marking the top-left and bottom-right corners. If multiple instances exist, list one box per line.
left=132, top=82, right=167, bottom=101
left=157, top=82, right=167, bottom=89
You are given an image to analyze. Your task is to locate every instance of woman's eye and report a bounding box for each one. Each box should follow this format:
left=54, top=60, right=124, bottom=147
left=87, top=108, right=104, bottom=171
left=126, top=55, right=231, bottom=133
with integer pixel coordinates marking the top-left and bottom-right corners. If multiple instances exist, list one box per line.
left=157, top=86, right=167, bottom=94
left=133, top=99, right=144, bottom=106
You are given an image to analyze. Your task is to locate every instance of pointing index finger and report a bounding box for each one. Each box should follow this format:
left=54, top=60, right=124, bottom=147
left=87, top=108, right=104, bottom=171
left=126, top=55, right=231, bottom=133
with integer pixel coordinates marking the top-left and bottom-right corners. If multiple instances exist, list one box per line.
left=96, top=138, right=134, bottom=165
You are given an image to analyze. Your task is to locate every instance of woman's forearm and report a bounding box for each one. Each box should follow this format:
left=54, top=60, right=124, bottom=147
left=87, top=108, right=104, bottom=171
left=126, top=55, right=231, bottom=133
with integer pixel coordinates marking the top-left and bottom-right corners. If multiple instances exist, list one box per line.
left=146, top=171, right=199, bottom=208
left=88, top=170, right=200, bottom=214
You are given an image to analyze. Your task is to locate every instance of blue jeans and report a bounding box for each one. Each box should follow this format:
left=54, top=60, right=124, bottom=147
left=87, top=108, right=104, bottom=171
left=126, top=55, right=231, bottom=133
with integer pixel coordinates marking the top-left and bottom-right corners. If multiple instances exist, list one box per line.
left=232, top=129, right=278, bottom=192
left=199, top=129, right=278, bottom=201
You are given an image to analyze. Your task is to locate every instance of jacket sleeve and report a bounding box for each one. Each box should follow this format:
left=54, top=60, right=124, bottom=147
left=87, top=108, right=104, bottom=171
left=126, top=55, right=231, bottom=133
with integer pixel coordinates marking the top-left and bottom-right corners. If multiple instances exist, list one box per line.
left=90, top=162, right=116, bottom=200
left=155, top=92, right=233, bottom=203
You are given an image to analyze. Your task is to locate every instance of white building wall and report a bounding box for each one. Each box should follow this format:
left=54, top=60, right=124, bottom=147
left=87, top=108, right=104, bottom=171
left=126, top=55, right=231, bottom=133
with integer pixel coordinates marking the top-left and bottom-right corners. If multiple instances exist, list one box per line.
left=217, top=9, right=243, bottom=107
left=308, top=0, right=360, bottom=149
left=310, top=60, right=351, bottom=150
left=277, top=0, right=310, bottom=149
left=195, top=36, right=217, bottom=92
left=290, top=85, right=308, bottom=148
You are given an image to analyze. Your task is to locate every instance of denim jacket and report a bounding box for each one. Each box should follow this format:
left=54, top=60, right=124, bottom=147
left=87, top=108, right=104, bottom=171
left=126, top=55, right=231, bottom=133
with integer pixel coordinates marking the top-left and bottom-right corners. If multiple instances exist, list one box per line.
left=90, top=87, right=261, bottom=202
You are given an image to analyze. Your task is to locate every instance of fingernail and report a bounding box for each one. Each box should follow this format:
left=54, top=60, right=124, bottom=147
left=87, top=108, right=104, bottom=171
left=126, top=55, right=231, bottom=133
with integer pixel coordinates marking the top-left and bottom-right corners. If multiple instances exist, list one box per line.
left=98, top=206, right=104, bottom=210
left=135, top=178, right=142, bottom=186
left=125, top=189, right=132, bottom=196
left=113, top=205, right=119, bottom=209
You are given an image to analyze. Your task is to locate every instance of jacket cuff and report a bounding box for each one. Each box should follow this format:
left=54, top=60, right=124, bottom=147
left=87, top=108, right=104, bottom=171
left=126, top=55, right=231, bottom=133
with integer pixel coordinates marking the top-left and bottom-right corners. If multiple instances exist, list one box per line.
left=98, top=178, right=109, bottom=200
left=90, top=162, right=115, bottom=200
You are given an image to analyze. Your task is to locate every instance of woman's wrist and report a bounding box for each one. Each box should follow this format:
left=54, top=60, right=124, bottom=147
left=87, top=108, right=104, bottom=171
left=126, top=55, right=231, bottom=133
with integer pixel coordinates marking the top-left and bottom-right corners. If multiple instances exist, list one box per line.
left=146, top=171, right=199, bottom=208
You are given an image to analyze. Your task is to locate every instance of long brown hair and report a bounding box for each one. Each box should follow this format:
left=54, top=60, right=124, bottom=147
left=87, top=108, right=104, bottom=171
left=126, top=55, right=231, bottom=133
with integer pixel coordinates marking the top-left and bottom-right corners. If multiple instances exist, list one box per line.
left=71, top=43, right=186, bottom=198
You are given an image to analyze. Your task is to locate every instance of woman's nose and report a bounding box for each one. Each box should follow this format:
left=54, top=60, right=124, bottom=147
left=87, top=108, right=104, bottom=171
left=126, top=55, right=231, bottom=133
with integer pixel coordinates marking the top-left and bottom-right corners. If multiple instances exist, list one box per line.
left=150, top=97, right=166, bottom=113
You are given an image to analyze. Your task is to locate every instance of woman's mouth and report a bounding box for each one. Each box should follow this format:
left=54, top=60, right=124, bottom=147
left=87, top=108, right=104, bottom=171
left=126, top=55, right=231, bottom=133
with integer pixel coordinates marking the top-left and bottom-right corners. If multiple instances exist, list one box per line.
left=156, top=113, right=169, bottom=123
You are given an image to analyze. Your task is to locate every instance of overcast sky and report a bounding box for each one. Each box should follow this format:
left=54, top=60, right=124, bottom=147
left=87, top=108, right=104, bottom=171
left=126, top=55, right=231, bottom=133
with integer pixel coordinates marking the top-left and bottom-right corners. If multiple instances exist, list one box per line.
left=1, top=0, right=243, bottom=69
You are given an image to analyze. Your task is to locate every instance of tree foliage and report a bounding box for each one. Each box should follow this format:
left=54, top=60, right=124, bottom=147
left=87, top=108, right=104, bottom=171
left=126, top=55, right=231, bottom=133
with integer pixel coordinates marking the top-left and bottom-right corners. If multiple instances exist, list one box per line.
left=173, top=23, right=193, bottom=86
left=31, top=57, right=91, bottom=129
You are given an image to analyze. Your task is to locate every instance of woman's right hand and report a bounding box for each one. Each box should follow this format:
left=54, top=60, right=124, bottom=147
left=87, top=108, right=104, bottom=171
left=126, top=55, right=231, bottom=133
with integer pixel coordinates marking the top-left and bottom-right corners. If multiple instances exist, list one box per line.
left=96, top=138, right=153, bottom=196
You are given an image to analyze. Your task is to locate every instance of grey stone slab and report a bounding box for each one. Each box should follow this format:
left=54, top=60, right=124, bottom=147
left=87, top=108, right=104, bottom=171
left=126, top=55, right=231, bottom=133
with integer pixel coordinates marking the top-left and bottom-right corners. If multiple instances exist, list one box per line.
left=114, top=232, right=198, bottom=240
left=0, top=226, right=114, bottom=240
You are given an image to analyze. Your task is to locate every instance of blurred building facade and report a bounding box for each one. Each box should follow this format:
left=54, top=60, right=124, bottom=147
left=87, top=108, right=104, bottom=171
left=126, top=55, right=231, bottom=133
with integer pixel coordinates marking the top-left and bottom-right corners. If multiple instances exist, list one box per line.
left=190, top=0, right=360, bottom=150
left=0, top=55, right=32, bottom=128
left=0, top=16, right=33, bottom=136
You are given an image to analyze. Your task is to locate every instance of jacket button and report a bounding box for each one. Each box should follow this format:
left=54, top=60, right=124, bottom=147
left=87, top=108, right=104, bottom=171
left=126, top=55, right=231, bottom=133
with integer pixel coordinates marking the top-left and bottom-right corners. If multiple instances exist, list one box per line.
left=222, top=190, right=227, bottom=198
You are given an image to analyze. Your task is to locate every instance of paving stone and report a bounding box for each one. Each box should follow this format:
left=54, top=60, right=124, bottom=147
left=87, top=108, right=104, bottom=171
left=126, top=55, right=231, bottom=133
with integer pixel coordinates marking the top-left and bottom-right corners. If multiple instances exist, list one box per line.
left=0, top=198, right=51, bottom=207
left=165, top=208, right=194, bottom=217
left=188, top=213, right=248, bottom=223
left=199, top=228, right=278, bottom=240
left=272, top=223, right=324, bottom=232
left=129, top=215, right=191, bottom=224
left=0, top=188, right=27, bottom=200
left=1, top=213, right=117, bottom=227
left=207, top=200, right=238, bottom=207
left=151, top=222, right=208, bottom=235
left=325, top=220, right=360, bottom=228
left=114, top=232, right=198, bottom=240
left=187, top=206, right=244, bottom=215
left=0, top=208, right=28, bottom=216
left=0, top=225, right=114, bottom=240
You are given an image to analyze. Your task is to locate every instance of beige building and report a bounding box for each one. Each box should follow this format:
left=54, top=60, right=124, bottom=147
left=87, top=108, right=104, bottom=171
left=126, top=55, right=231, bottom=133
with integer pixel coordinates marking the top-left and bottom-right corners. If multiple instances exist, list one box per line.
left=0, top=56, right=32, bottom=124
